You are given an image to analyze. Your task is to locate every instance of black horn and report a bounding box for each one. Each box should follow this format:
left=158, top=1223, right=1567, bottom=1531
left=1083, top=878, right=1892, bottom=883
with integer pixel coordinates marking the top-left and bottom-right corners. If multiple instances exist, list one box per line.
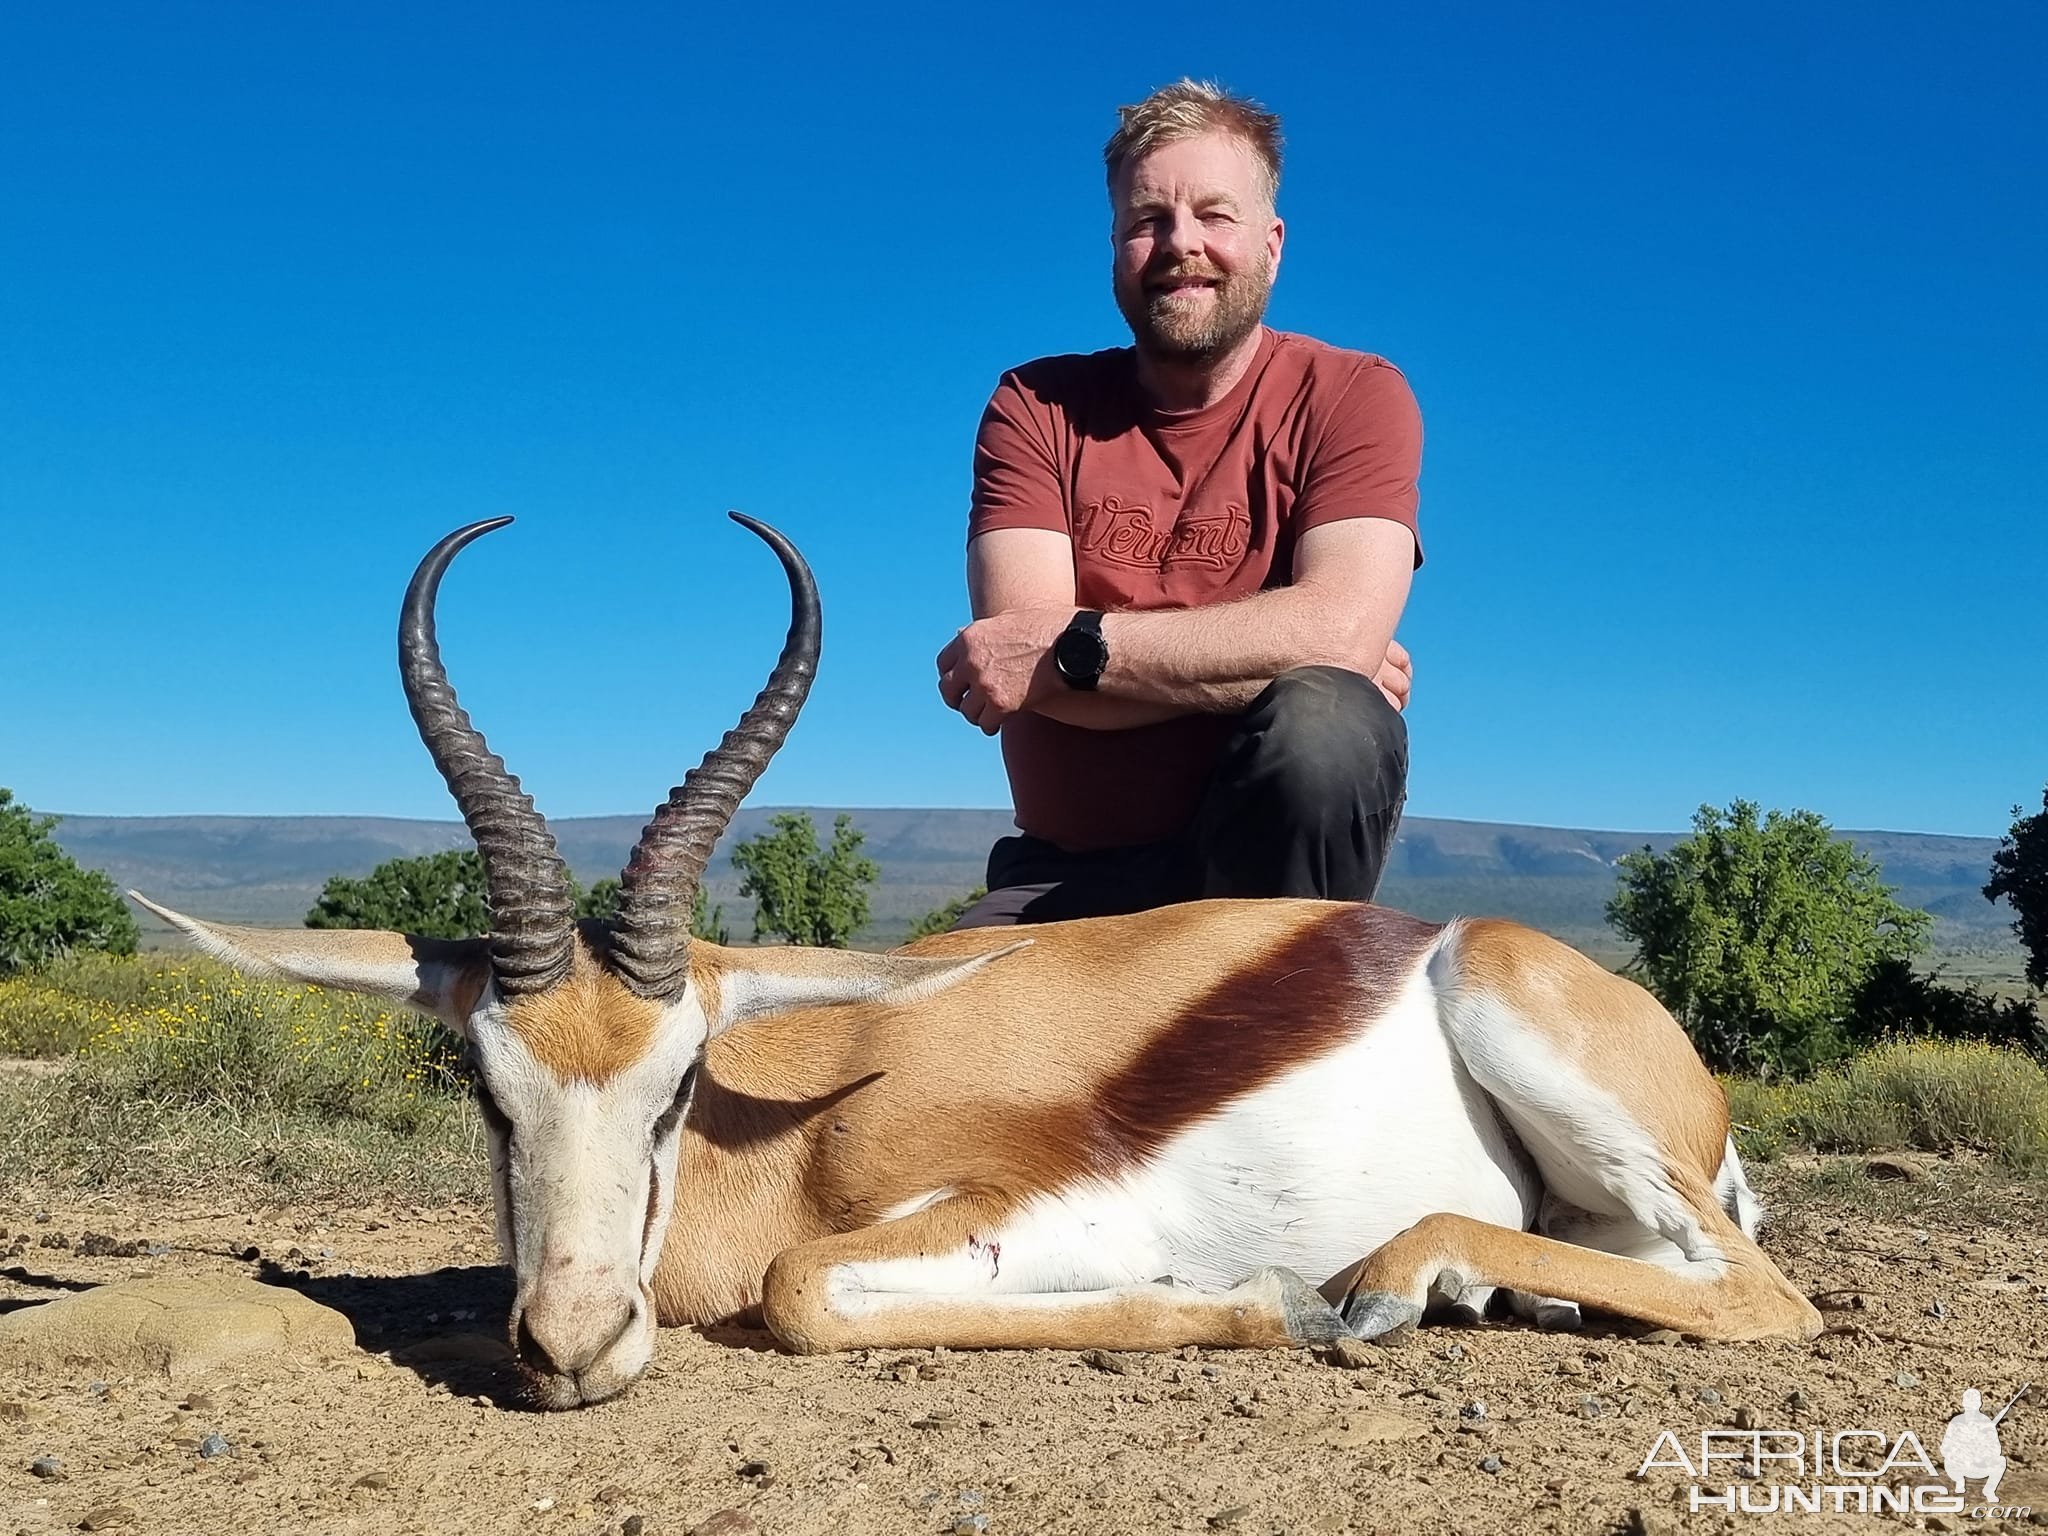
left=611, top=514, right=820, bottom=998
left=398, top=518, right=577, bottom=995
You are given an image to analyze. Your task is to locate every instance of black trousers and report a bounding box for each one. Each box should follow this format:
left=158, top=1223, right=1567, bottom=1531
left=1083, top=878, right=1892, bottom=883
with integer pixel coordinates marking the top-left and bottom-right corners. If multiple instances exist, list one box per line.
left=952, top=665, right=1408, bottom=929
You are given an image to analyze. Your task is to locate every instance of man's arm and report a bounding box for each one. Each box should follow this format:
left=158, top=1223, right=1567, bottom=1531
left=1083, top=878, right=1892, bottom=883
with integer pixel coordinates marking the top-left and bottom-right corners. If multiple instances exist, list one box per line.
left=937, top=519, right=1414, bottom=734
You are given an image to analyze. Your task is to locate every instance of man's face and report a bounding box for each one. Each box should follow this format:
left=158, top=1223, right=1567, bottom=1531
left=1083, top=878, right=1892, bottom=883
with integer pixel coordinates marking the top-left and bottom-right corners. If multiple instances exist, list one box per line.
left=1112, top=130, right=1284, bottom=365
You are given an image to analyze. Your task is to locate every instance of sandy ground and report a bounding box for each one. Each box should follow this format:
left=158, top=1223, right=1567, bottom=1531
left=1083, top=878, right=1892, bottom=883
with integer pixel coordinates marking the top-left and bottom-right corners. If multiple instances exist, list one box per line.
left=3, top=1166, right=2046, bottom=1536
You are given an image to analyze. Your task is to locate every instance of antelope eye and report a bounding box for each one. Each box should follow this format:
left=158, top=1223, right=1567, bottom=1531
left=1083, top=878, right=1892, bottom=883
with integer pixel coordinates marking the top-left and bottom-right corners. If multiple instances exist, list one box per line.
left=475, top=1079, right=514, bottom=1137
left=651, top=1064, right=698, bottom=1145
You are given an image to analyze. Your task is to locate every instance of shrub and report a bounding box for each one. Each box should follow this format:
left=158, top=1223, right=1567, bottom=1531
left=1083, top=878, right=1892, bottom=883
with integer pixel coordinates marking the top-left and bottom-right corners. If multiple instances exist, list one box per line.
left=0, top=788, right=137, bottom=976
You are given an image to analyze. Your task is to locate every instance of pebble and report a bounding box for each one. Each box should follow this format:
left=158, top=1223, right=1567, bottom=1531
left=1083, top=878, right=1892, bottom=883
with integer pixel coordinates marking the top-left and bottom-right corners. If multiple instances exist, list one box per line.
left=1895, top=1371, right=1920, bottom=1389
left=1556, top=1358, right=1584, bottom=1376
left=1478, top=1455, right=1503, bottom=1474
left=1080, top=1348, right=1134, bottom=1375
left=354, top=1472, right=394, bottom=1490
left=1927, top=1297, right=1949, bottom=1319
left=686, top=1512, right=756, bottom=1536
left=1695, top=1388, right=1722, bottom=1406
left=79, top=1507, right=138, bottom=1532
left=736, top=1458, right=772, bottom=1484
left=952, top=1519, right=990, bottom=1536
left=1787, top=1389, right=1812, bottom=1411
left=198, top=1433, right=230, bottom=1459
left=533, top=1496, right=556, bottom=1512
left=30, top=1455, right=64, bottom=1479
left=1209, top=1508, right=1251, bottom=1528
left=180, top=1394, right=215, bottom=1413
left=622, top=1519, right=646, bottom=1536
left=1732, top=1406, right=1761, bottom=1430
left=1459, top=1400, right=1487, bottom=1420
left=1637, top=1329, right=1683, bottom=1345
left=1578, top=1396, right=1607, bottom=1420
left=1200, top=1364, right=1221, bottom=1379
left=1441, top=1343, right=1466, bottom=1361
left=594, top=1487, right=628, bottom=1506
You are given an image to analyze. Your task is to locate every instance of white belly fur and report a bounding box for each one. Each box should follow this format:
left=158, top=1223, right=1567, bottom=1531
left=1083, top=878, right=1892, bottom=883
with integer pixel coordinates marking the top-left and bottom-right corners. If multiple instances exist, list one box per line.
left=984, top=968, right=1537, bottom=1294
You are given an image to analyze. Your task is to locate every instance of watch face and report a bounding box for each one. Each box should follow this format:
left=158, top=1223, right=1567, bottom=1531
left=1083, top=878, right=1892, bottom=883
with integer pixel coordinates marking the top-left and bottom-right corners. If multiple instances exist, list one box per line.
left=1055, top=624, right=1107, bottom=685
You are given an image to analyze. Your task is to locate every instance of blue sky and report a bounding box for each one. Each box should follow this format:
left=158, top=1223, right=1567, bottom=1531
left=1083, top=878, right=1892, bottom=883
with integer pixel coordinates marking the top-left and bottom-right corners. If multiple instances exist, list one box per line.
left=2, top=3, right=2041, bottom=837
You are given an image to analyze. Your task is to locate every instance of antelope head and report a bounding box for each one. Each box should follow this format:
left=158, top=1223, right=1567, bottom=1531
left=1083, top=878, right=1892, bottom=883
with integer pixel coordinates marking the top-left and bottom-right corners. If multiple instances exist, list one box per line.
left=136, top=516, right=1008, bottom=1407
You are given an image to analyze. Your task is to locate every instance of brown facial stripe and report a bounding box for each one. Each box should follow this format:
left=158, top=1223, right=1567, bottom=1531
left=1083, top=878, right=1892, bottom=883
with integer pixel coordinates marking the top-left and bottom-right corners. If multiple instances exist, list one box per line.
left=1081, top=904, right=1443, bottom=1167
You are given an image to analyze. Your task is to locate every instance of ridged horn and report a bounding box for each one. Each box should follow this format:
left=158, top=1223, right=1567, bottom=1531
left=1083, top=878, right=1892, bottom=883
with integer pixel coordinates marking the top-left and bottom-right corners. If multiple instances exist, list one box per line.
left=398, top=518, right=576, bottom=996
left=611, top=513, right=820, bottom=997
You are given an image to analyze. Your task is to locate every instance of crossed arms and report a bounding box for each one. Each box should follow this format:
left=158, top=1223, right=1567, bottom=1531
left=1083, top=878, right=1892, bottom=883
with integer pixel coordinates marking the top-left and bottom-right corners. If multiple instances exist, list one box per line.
left=935, top=518, right=1416, bottom=735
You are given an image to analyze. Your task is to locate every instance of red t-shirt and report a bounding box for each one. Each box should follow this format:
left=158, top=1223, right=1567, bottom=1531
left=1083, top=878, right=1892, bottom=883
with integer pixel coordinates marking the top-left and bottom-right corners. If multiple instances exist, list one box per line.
left=967, top=327, right=1423, bottom=853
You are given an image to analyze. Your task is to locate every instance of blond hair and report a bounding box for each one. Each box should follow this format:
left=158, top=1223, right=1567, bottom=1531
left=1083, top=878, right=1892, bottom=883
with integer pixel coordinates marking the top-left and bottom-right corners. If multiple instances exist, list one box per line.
left=1103, top=79, right=1283, bottom=208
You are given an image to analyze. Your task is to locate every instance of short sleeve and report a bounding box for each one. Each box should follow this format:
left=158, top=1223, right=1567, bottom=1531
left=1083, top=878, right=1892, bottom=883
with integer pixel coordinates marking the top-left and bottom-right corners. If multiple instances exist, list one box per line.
left=1290, top=360, right=1424, bottom=567
left=967, top=371, right=1069, bottom=544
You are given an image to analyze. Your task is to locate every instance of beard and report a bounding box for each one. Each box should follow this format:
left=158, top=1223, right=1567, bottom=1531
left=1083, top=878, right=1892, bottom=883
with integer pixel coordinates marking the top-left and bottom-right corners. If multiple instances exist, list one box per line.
left=1114, top=251, right=1273, bottom=365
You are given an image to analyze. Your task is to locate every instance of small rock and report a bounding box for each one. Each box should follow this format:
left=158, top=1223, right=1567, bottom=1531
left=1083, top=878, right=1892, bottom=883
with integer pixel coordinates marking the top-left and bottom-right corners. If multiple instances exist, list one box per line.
left=1895, top=1371, right=1920, bottom=1389
left=198, top=1433, right=230, bottom=1459
left=180, top=1393, right=215, bottom=1413
left=354, top=1472, right=394, bottom=1490
left=31, top=1455, right=64, bottom=1479
left=687, top=1512, right=756, bottom=1536
left=621, top=1519, right=645, bottom=1536
left=1637, top=1329, right=1682, bottom=1345
left=1927, top=1297, right=1949, bottom=1319
left=1555, top=1357, right=1584, bottom=1376
left=1209, top=1508, right=1251, bottom=1528
left=533, top=1495, right=556, bottom=1512
left=1442, top=1343, right=1466, bottom=1361
left=736, top=1458, right=771, bottom=1483
left=1787, top=1389, right=1812, bottom=1411
left=1732, top=1406, right=1761, bottom=1430
left=1460, top=1400, right=1487, bottom=1420
left=1578, top=1396, right=1607, bottom=1420
left=952, top=1519, right=990, bottom=1536
left=79, top=1507, right=138, bottom=1532
left=1478, top=1454, right=1503, bottom=1474
left=1695, top=1387, right=1722, bottom=1406
left=1200, top=1364, right=1221, bottom=1379
left=1080, top=1348, right=1133, bottom=1375
left=594, top=1487, right=628, bottom=1506
left=1325, top=1336, right=1377, bottom=1370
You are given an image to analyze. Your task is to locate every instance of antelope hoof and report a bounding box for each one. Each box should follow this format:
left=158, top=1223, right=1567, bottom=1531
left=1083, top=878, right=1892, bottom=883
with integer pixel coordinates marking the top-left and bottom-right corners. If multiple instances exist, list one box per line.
left=1341, top=1288, right=1423, bottom=1341
left=1248, top=1265, right=1348, bottom=1345
left=1533, top=1299, right=1584, bottom=1332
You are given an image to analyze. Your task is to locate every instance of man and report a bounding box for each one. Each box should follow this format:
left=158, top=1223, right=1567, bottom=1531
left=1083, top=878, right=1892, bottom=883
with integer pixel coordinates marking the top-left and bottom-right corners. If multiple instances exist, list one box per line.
left=936, top=79, right=1422, bottom=929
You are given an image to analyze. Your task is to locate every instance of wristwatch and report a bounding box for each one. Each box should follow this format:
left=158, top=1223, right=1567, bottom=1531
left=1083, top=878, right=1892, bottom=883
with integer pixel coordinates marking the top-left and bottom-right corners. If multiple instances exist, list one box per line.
left=1053, top=610, right=1109, bottom=691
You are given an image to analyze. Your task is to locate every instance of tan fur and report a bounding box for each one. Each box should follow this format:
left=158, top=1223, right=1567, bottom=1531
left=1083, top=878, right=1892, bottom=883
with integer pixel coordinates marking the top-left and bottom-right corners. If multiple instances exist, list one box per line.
left=1456, top=918, right=1731, bottom=1180
left=1324, top=1205, right=1822, bottom=1341
left=504, top=948, right=662, bottom=1084
left=760, top=1192, right=1312, bottom=1353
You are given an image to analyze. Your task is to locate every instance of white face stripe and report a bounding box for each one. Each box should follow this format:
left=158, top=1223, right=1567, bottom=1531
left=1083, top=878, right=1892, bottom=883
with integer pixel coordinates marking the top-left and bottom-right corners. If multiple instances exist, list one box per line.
left=469, top=990, right=709, bottom=1296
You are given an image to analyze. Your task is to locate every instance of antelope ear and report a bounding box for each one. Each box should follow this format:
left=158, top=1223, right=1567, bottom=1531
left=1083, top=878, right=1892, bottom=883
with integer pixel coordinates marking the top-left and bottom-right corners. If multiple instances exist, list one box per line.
left=695, top=937, right=1031, bottom=1037
left=128, top=893, right=492, bottom=1036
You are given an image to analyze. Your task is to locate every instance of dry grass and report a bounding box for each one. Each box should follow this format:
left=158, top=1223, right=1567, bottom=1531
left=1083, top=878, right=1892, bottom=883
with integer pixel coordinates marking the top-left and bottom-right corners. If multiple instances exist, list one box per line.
left=1726, top=1038, right=2048, bottom=1172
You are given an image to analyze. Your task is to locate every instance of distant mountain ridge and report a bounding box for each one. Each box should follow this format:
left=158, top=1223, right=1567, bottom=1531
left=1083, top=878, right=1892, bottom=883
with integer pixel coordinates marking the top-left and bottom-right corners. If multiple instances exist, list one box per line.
left=50, top=807, right=2022, bottom=973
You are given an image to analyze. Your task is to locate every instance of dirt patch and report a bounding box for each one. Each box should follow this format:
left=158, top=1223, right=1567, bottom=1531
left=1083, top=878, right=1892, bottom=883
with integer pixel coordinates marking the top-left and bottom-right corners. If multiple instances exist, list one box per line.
left=3, top=1169, right=2045, bottom=1535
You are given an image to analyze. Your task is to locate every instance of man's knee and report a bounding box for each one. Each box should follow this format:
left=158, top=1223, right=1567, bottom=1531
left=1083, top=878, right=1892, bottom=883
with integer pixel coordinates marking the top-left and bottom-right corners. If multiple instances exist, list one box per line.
left=1236, top=665, right=1407, bottom=814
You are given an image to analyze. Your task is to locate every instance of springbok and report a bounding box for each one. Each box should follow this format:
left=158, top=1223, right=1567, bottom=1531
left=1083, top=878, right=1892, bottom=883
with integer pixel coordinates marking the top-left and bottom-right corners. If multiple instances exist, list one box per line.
left=134, top=517, right=1822, bottom=1409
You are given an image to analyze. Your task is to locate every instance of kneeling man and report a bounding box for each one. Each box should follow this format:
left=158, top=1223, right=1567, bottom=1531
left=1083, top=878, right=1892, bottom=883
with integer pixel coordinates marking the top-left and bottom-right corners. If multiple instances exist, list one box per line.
left=937, top=79, right=1423, bottom=928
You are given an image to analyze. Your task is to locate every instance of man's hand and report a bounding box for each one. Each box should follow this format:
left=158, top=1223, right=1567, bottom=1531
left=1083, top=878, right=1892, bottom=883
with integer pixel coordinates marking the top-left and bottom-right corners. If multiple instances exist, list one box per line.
left=1376, top=638, right=1413, bottom=712
left=937, top=606, right=1071, bottom=734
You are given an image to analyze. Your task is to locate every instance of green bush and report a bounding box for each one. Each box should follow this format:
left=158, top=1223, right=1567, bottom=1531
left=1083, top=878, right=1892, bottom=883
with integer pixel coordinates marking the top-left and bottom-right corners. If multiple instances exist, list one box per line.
left=0, top=788, right=137, bottom=975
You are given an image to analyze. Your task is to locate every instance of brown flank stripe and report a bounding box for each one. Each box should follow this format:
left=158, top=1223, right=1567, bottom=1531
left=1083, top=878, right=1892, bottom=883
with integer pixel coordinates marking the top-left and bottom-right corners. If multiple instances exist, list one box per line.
left=1081, top=904, right=1443, bottom=1167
